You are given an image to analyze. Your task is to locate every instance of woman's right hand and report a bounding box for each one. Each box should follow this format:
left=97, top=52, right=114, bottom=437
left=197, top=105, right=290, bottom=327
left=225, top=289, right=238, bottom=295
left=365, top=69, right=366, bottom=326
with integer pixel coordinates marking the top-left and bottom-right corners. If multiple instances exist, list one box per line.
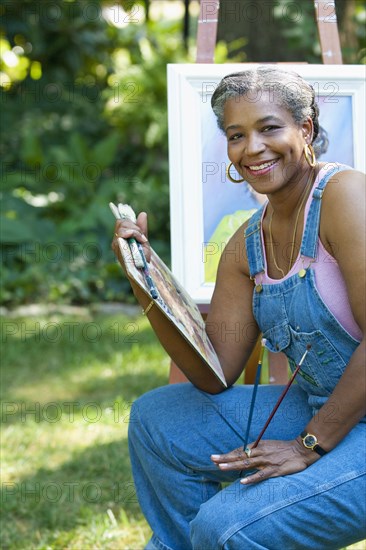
left=111, top=211, right=151, bottom=262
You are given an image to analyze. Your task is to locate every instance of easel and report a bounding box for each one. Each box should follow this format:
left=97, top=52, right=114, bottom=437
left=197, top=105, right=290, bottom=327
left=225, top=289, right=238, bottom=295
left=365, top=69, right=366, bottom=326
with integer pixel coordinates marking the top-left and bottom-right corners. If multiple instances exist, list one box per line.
left=196, top=0, right=342, bottom=64
left=169, top=0, right=342, bottom=384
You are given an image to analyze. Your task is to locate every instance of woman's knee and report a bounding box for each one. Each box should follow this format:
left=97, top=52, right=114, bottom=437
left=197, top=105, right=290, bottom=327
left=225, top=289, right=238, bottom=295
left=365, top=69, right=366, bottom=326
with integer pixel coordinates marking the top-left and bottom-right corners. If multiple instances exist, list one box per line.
left=190, top=503, right=222, bottom=550
left=128, top=384, right=194, bottom=447
left=128, top=386, right=164, bottom=440
left=190, top=493, right=261, bottom=550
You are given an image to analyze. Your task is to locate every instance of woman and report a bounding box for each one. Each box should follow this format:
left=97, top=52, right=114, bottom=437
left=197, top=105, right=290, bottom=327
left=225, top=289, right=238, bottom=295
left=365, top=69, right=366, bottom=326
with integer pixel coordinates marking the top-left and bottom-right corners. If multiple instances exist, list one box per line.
left=112, top=67, right=365, bottom=550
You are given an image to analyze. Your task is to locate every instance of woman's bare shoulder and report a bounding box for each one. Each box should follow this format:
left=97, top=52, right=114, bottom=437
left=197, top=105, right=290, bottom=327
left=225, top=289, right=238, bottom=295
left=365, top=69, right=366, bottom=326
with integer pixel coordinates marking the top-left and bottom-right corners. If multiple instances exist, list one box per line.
left=321, top=168, right=365, bottom=252
left=322, top=168, right=365, bottom=212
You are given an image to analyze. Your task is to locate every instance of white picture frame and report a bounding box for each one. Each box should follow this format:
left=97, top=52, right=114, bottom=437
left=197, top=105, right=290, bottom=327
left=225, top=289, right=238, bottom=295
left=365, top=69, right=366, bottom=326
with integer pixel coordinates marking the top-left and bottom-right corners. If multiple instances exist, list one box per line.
left=167, top=63, right=366, bottom=305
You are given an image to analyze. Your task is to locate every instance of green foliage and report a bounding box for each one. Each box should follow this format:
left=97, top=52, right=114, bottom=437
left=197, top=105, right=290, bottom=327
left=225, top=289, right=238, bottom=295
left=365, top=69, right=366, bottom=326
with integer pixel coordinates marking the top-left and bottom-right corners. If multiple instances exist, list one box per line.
left=1, top=0, right=364, bottom=306
left=1, top=0, right=190, bottom=306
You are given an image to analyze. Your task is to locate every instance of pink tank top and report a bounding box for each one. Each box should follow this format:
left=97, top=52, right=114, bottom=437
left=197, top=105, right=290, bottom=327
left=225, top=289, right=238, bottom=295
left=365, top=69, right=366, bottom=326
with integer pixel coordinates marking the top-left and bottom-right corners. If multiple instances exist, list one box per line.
left=260, top=166, right=362, bottom=342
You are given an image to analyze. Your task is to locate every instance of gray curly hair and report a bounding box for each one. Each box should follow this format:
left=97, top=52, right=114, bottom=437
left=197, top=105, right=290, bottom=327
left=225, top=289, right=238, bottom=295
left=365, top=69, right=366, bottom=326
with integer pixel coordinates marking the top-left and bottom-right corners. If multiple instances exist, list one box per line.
left=211, top=66, right=328, bottom=157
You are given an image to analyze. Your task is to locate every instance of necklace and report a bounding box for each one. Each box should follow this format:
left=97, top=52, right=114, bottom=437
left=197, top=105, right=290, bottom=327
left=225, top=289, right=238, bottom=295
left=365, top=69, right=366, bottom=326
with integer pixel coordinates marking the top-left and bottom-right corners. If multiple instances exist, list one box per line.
left=269, top=168, right=315, bottom=278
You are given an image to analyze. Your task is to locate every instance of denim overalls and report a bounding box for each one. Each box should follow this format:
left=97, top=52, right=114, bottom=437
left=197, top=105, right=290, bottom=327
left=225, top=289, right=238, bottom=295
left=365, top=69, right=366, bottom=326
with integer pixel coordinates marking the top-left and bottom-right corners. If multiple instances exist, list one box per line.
left=244, top=163, right=361, bottom=414
left=129, top=164, right=366, bottom=550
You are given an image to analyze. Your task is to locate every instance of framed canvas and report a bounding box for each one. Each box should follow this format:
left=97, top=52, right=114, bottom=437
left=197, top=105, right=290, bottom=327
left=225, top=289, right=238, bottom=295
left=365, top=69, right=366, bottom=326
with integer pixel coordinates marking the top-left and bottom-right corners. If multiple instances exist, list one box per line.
left=167, top=64, right=366, bottom=305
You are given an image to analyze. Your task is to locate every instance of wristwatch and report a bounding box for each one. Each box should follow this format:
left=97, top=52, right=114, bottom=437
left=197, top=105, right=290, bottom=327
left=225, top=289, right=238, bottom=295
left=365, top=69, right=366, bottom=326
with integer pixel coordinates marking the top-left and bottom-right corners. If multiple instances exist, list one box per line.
left=300, top=431, right=327, bottom=456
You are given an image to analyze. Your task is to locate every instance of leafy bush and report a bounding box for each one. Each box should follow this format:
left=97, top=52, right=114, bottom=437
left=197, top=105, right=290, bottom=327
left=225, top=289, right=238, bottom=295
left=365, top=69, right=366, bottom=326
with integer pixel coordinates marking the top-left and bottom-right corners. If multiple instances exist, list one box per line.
left=1, top=1, right=190, bottom=305
left=1, top=0, right=365, bottom=306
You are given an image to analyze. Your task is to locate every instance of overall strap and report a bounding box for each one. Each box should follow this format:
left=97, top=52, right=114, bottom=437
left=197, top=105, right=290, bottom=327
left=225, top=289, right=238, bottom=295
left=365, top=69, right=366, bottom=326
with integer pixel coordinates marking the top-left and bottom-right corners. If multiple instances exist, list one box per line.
left=301, top=163, right=352, bottom=259
left=244, top=205, right=266, bottom=278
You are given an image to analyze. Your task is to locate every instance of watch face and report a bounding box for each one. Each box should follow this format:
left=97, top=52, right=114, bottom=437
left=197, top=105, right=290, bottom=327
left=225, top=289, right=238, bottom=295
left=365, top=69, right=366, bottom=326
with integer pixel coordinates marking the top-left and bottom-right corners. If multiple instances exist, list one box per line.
left=304, top=434, right=317, bottom=448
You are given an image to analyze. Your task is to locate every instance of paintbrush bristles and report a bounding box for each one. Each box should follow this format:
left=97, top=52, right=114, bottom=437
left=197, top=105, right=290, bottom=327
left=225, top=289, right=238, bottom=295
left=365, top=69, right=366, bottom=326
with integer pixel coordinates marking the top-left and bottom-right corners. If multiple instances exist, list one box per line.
left=298, top=345, right=311, bottom=367
left=117, top=203, right=137, bottom=222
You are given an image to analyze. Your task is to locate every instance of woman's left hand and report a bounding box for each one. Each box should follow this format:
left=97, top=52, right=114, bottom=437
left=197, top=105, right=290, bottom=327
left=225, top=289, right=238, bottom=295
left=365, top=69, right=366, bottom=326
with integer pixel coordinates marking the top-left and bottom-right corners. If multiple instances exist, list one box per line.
left=211, top=439, right=320, bottom=485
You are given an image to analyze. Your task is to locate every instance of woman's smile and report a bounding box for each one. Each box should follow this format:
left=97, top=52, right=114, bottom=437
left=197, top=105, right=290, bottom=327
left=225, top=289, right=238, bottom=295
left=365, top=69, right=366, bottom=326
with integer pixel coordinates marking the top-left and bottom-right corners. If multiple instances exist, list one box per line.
left=244, top=158, right=280, bottom=176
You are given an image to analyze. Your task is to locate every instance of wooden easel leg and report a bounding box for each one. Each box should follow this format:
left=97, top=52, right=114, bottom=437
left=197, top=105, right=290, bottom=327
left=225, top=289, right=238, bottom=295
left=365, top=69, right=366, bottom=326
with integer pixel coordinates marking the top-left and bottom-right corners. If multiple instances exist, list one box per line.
left=169, top=362, right=189, bottom=384
left=314, top=0, right=343, bottom=63
left=267, top=352, right=289, bottom=385
left=243, top=339, right=289, bottom=385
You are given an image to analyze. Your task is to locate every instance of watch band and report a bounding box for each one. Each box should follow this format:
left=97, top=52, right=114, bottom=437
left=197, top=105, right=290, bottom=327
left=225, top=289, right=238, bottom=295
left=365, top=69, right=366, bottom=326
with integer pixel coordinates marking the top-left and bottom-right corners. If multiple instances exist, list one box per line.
left=300, top=431, right=327, bottom=456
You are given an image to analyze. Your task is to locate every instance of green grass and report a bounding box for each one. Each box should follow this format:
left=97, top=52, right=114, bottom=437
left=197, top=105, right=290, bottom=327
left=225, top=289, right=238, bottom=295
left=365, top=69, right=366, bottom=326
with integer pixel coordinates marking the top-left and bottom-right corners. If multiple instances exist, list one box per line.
left=1, top=310, right=169, bottom=549
left=1, top=310, right=365, bottom=550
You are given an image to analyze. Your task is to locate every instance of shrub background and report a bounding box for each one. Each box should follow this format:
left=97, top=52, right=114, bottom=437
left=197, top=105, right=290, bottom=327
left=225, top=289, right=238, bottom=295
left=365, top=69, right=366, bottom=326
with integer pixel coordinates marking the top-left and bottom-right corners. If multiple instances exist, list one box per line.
left=1, top=0, right=365, bottom=307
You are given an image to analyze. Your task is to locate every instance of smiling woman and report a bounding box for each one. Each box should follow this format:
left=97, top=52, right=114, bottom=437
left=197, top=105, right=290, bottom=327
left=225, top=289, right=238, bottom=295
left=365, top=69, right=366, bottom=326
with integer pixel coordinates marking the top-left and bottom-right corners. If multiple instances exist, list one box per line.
left=114, top=66, right=366, bottom=550
left=113, top=67, right=366, bottom=550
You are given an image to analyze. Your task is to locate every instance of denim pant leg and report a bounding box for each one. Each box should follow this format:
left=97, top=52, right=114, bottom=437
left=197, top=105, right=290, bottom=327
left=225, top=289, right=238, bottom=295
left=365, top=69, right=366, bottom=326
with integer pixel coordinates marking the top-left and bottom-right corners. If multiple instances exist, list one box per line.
left=190, top=422, right=366, bottom=550
left=128, top=383, right=313, bottom=550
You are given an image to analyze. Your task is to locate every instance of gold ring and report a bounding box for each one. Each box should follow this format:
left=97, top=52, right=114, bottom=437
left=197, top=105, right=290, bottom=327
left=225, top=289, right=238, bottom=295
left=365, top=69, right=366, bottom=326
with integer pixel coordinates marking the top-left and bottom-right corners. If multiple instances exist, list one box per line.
left=244, top=447, right=251, bottom=458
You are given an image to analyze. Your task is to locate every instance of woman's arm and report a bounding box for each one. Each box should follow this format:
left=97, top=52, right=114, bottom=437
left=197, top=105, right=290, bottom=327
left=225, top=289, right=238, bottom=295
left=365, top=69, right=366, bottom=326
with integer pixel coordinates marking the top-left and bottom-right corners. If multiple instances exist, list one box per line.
left=299, top=169, right=366, bottom=451
left=212, top=169, right=366, bottom=481
left=205, top=224, right=260, bottom=387
left=113, top=216, right=259, bottom=394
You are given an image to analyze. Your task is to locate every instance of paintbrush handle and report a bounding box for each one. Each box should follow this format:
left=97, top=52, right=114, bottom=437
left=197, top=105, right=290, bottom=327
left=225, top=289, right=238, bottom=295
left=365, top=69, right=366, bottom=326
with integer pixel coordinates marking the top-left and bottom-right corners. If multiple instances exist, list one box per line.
left=251, top=346, right=311, bottom=449
left=251, top=365, right=300, bottom=449
left=243, top=341, right=266, bottom=449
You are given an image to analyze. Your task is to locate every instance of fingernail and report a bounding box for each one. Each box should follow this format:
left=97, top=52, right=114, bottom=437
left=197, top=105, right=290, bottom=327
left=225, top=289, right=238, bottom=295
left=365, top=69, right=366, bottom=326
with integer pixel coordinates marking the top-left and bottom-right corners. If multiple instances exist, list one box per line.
left=211, top=455, right=220, bottom=460
left=141, top=234, right=148, bottom=242
left=240, top=478, right=248, bottom=484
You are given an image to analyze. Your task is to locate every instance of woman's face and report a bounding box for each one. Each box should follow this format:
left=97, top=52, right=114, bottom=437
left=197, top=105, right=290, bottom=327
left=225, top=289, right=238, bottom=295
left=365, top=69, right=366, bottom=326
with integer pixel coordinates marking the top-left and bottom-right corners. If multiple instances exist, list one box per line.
left=223, top=91, right=313, bottom=195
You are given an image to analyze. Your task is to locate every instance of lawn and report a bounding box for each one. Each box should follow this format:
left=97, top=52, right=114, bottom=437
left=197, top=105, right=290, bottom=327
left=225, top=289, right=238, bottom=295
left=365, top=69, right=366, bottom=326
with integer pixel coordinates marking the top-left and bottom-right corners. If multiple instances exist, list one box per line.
left=1, top=308, right=365, bottom=550
left=1, top=308, right=168, bottom=549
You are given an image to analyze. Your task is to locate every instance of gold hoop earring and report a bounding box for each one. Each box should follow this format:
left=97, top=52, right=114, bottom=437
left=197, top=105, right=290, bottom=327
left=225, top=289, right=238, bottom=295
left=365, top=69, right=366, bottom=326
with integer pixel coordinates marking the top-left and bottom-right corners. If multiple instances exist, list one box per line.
left=304, top=144, right=316, bottom=168
left=226, top=162, right=246, bottom=184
